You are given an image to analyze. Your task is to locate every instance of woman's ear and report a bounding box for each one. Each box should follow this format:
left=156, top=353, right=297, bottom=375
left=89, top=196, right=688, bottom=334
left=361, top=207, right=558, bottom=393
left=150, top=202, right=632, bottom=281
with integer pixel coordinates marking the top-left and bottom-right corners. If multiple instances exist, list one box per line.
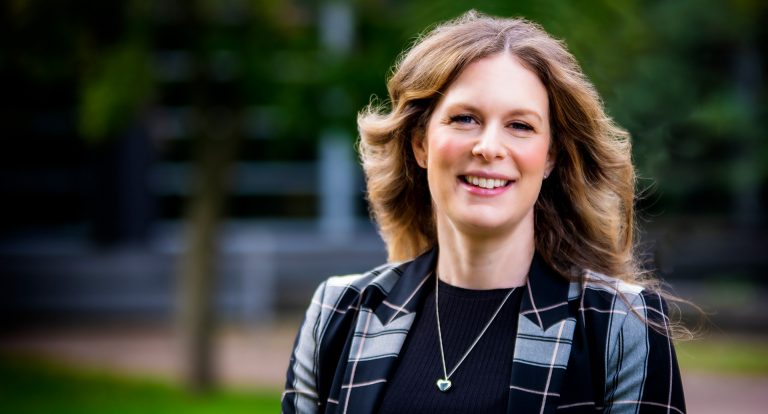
left=411, top=131, right=428, bottom=169
left=544, top=144, right=556, bottom=179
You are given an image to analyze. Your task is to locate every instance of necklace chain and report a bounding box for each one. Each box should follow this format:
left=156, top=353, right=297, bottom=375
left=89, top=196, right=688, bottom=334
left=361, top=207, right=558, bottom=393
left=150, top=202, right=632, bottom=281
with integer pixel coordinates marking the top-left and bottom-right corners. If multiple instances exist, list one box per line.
left=435, top=272, right=516, bottom=390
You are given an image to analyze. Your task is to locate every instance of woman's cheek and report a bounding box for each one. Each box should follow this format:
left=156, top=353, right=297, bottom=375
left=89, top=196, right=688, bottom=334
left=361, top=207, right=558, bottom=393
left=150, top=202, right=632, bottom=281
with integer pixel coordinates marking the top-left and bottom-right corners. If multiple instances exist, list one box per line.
left=515, top=140, right=550, bottom=173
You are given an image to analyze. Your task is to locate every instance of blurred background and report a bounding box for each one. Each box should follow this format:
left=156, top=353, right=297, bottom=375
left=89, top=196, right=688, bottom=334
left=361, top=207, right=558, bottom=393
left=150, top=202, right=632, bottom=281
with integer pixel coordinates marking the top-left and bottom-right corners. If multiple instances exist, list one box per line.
left=0, top=0, right=766, bottom=413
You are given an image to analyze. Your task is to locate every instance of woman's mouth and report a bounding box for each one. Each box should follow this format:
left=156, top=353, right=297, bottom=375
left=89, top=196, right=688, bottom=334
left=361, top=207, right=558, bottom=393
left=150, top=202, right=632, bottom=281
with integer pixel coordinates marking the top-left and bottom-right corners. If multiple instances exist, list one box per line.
left=461, top=175, right=511, bottom=190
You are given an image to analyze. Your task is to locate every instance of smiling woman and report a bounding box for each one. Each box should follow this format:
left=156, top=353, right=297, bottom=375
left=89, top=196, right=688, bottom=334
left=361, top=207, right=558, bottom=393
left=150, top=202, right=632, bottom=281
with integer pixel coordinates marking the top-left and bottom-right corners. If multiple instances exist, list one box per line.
left=283, top=10, right=686, bottom=414
left=412, top=53, right=553, bottom=280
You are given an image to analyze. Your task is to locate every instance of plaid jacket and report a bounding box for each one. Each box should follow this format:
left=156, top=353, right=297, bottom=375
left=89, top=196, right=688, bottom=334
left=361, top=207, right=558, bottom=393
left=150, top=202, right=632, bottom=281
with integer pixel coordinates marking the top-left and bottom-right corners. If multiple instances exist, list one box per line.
left=283, top=249, right=686, bottom=413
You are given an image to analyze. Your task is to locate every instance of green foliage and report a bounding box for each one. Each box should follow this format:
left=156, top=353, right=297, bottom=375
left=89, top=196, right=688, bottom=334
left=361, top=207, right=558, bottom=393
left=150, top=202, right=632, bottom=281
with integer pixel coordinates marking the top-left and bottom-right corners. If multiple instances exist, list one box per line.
left=552, top=0, right=767, bottom=211
left=78, top=42, right=153, bottom=143
left=0, top=356, right=281, bottom=414
left=12, top=0, right=765, bottom=214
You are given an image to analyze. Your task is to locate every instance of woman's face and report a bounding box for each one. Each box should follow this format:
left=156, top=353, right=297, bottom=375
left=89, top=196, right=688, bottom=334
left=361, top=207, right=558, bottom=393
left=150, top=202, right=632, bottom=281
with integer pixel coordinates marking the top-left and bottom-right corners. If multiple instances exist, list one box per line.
left=413, top=53, right=553, bottom=239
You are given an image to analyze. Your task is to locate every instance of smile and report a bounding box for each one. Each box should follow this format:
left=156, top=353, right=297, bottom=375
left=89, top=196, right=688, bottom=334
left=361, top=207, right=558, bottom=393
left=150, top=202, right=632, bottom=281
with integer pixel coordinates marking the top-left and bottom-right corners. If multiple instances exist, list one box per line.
left=461, top=175, right=511, bottom=189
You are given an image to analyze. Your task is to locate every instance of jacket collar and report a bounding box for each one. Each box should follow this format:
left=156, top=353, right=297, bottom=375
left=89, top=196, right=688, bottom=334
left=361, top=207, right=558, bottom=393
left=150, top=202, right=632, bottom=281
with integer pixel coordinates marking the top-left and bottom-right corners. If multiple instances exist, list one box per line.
left=519, top=253, right=572, bottom=331
left=372, top=247, right=437, bottom=326
left=509, top=254, right=576, bottom=414
left=371, top=247, right=571, bottom=330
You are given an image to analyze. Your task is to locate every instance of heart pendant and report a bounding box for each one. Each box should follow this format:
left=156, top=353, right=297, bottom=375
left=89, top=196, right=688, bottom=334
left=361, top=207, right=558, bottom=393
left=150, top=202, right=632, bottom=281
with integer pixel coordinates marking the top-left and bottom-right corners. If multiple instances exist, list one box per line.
left=436, top=378, right=452, bottom=392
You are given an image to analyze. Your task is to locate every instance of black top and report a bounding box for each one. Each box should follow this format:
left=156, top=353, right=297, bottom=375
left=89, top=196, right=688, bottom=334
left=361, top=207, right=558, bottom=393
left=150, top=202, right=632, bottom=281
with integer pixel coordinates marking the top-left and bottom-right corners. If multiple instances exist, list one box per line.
left=379, top=277, right=524, bottom=414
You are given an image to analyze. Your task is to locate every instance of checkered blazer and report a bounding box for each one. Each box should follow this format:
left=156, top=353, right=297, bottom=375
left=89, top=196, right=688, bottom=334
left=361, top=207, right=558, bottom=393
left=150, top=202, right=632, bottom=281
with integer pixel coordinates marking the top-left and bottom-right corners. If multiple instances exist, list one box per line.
left=283, top=248, right=686, bottom=413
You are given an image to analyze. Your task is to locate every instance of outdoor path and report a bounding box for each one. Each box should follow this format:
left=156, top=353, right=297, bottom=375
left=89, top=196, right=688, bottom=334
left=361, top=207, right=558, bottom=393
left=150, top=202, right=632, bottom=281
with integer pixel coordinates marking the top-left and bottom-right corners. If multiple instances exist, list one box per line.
left=1, top=323, right=766, bottom=413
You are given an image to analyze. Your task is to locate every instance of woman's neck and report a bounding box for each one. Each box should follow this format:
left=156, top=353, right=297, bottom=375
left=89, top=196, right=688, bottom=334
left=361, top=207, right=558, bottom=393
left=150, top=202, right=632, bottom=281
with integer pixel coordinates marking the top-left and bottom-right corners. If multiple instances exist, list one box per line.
left=435, top=216, right=534, bottom=290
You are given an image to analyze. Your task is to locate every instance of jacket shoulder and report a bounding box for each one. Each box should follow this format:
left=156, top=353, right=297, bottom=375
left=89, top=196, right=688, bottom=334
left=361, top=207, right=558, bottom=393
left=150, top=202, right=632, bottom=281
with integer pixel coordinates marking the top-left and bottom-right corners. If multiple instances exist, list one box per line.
left=325, top=260, right=407, bottom=292
left=282, top=259, right=413, bottom=412
left=579, top=272, right=685, bottom=412
left=313, top=259, right=411, bottom=313
left=583, top=270, right=644, bottom=295
left=578, top=270, right=649, bottom=308
left=576, top=270, right=669, bottom=338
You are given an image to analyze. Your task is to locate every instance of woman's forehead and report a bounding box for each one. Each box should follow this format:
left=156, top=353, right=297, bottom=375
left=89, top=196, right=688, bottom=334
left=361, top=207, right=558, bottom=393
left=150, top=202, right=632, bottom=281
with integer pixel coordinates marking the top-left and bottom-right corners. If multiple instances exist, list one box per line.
left=436, top=53, right=549, bottom=118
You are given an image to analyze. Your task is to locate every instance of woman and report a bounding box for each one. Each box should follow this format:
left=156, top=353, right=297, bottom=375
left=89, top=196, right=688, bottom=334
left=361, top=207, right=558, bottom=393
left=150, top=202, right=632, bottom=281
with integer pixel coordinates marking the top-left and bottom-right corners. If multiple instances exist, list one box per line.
left=283, top=10, right=686, bottom=414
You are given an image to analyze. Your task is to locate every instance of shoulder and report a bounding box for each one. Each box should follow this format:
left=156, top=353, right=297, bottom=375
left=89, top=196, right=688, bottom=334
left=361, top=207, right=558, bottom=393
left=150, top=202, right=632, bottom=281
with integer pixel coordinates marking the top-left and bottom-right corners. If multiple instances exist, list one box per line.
left=577, top=272, right=685, bottom=411
left=581, top=269, right=644, bottom=299
left=579, top=270, right=662, bottom=311
left=323, top=260, right=407, bottom=294
left=309, top=259, right=412, bottom=318
left=576, top=270, right=670, bottom=339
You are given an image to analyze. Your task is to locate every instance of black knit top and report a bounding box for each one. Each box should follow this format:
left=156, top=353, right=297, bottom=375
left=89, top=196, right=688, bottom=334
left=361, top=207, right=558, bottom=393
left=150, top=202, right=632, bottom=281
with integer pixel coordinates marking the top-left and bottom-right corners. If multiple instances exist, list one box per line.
left=378, top=278, right=524, bottom=414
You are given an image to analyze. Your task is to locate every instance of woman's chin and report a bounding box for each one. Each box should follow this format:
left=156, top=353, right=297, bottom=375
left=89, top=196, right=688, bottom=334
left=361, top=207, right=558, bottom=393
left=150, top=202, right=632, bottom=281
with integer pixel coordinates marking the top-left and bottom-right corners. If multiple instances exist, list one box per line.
left=453, top=217, right=517, bottom=238
left=443, top=206, right=534, bottom=239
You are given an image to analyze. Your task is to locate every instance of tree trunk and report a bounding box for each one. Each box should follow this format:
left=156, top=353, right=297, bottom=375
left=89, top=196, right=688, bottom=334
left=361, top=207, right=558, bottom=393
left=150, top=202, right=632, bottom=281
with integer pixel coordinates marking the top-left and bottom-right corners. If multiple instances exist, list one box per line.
left=179, top=109, right=240, bottom=393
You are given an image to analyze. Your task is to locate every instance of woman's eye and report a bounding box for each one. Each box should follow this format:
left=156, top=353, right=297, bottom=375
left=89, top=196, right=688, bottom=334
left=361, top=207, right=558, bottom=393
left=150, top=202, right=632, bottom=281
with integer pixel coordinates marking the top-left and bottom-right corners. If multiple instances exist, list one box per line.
left=449, top=114, right=477, bottom=124
left=510, top=121, right=533, bottom=131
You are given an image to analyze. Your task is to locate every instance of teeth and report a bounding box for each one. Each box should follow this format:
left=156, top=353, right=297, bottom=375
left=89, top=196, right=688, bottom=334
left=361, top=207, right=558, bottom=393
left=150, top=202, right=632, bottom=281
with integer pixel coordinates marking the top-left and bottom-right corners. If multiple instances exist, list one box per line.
left=464, top=175, right=508, bottom=189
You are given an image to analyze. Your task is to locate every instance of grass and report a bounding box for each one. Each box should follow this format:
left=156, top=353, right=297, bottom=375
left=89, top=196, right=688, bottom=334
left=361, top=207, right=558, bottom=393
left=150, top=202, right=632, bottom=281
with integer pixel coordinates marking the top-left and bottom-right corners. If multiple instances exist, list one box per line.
left=0, top=356, right=281, bottom=414
left=1, top=336, right=766, bottom=413
left=675, top=337, right=768, bottom=375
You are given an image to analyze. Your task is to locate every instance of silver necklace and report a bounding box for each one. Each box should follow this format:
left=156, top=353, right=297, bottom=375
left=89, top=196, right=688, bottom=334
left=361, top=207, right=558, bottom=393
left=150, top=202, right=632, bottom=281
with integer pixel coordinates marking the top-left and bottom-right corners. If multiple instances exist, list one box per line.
left=434, top=272, right=516, bottom=392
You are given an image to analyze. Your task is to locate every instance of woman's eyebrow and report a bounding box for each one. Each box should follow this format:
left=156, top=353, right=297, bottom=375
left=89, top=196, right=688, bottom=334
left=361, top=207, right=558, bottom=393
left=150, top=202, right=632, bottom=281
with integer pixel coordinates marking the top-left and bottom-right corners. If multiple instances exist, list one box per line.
left=443, top=101, right=544, bottom=123
left=505, top=108, right=544, bottom=123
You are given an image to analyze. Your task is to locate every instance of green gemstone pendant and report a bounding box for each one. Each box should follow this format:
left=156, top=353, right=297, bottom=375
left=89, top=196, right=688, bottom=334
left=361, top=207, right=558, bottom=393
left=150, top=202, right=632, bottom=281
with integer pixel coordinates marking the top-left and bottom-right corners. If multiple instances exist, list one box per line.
left=436, top=378, right=452, bottom=392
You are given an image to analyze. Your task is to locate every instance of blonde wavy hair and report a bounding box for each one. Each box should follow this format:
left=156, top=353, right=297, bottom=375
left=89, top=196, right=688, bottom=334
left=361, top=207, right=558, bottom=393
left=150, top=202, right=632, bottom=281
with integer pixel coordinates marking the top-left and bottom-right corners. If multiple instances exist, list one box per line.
left=358, top=11, right=639, bottom=284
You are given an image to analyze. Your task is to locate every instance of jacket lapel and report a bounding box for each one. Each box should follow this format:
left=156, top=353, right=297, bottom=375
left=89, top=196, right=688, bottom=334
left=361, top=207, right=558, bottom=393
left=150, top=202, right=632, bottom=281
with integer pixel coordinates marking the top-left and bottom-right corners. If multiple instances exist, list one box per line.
left=333, top=248, right=436, bottom=414
left=508, top=254, right=577, bottom=414
left=331, top=249, right=577, bottom=414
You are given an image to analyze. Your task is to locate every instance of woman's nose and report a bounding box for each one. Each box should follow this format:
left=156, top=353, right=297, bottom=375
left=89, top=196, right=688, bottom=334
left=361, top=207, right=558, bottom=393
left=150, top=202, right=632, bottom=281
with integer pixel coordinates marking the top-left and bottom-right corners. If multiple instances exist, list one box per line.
left=471, top=126, right=506, bottom=161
